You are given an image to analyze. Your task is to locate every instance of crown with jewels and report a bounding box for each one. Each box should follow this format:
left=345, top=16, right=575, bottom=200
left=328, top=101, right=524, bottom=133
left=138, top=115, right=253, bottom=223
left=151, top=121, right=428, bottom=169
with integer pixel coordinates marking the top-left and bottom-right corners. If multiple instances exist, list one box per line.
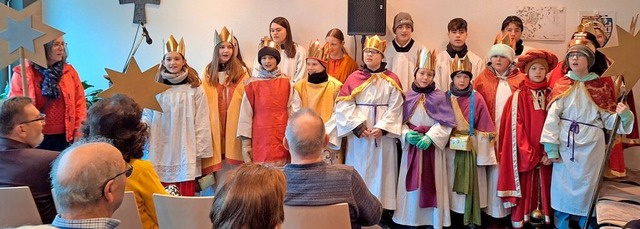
left=363, top=35, right=387, bottom=53
left=165, top=35, right=185, bottom=55
left=213, top=26, right=234, bottom=46
left=415, top=47, right=437, bottom=71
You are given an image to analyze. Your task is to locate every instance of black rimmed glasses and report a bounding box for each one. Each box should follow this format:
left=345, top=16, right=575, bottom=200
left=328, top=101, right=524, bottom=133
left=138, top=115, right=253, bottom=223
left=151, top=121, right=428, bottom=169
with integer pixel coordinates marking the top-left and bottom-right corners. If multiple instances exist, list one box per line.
left=101, top=163, right=133, bottom=196
left=20, top=113, right=46, bottom=124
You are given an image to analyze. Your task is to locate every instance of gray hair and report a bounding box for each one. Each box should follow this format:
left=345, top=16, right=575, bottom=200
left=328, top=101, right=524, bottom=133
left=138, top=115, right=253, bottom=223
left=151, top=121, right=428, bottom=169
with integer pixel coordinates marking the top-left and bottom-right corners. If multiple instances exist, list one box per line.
left=0, top=97, right=33, bottom=135
left=284, top=108, right=325, bottom=157
left=50, top=137, right=118, bottom=212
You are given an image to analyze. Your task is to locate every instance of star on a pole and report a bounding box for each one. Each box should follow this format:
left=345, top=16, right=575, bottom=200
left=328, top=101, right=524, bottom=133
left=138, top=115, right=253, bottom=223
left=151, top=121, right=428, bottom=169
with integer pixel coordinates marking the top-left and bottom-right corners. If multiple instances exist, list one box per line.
left=98, top=57, right=170, bottom=112
left=0, top=17, right=44, bottom=53
left=599, top=24, right=640, bottom=89
left=0, top=1, right=65, bottom=68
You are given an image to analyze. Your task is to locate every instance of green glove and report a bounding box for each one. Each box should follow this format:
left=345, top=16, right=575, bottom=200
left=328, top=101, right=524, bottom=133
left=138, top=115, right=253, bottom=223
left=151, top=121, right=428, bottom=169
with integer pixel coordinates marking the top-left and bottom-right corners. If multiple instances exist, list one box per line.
left=543, top=143, right=559, bottom=159
left=619, top=108, right=634, bottom=125
left=416, top=135, right=433, bottom=150
left=405, top=131, right=422, bottom=145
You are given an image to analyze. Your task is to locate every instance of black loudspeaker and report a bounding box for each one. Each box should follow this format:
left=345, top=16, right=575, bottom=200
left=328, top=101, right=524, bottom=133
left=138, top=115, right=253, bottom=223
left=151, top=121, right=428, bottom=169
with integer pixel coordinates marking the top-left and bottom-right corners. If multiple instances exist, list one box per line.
left=347, top=0, right=386, bottom=35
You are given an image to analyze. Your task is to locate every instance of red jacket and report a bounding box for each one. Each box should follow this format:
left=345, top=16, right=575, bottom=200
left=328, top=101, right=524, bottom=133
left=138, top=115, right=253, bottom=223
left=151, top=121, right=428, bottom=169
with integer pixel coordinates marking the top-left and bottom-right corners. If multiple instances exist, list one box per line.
left=10, top=60, right=87, bottom=142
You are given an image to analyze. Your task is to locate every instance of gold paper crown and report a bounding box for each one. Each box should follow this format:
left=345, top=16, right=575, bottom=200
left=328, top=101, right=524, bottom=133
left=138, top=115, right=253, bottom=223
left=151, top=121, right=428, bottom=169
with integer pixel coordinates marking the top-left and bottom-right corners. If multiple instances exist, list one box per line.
left=415, top=47, right=437, bottom=71
left=577, top=20, right=605, bottom=35
left=493, top=32, right=515, bottom=50
left=258, top=36, right=281, bottom=51
left=307, top=39, right=329, bottom=63
left=568, top=32, right=596, bottom=53
left=165, top=35, right=185, bottom=56
left=450, top=54, right=473, bottom=73
left=214, top=26, right=234, bottom=46
left=363, top=35, right=387, bottom=53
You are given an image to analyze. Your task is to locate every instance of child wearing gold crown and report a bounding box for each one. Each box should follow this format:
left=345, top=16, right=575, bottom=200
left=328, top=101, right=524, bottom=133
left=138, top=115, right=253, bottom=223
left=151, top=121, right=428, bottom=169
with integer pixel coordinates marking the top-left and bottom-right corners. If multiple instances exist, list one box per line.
left=332, top=35, right=403, bottom=214
left=199, top=27, right=250, bottom=195
left=143, top=35, right=213, bottom=196
left=293, top=40, right=343, bottom=164
left=445, top=54, right=495, bottom=228
left=237, top=38, right=301, bottom=167
left=497, top=49, right=558, bottom=228
left=540, top=37, right=634, bottom=229
left=393, top=47, right=456, bottom=228
left=472, top=33, right=526, bottom=224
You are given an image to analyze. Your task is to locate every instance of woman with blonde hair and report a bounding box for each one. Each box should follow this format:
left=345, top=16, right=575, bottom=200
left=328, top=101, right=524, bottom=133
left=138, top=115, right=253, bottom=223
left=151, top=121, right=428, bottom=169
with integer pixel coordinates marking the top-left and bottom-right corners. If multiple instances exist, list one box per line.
left=325, top=28, right=358, bottom=83
left=210, top=163, right=286, bottom=229
left=144, top=35, right=213, bottom=196
left=200, top=27, right=251, bottom=194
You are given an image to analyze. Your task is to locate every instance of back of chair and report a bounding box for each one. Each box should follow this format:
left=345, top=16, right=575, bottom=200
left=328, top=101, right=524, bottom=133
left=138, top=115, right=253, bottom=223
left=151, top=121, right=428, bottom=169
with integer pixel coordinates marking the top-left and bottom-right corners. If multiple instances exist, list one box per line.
left=153, top=194, right=214, bottom=229
left=0, top=186, right=42, bottom=227
left=112, top=191, right=143, bottom=229
left=282, top=203, right=351, bottom=229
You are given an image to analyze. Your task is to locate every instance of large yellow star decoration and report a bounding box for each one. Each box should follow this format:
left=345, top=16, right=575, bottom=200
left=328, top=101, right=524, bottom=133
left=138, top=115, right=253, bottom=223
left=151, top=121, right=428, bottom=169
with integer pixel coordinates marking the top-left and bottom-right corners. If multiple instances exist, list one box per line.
left=0, top=1, right=64, bottom=68
left=599, top=17, right=640, bottom=89
left=98, top=57, right=170, bottom=112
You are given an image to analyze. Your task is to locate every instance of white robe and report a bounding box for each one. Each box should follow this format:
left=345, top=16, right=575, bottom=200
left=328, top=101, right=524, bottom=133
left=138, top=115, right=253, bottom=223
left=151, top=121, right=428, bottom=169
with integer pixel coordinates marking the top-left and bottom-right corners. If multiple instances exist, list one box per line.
left=143, top=84, right=213, bottom=183
left=384, top=39, right=423, bottom=91
left=435, top=50, right=485, bottom=91
left=334, top=73, right=404, bottom=209
left=540, top=82, right=634, bottom=216
left=393, top=104, right=453, bottom=228
left=252, top=43, right=307, bottom=83
left=484, top=76, right=513, bottom=218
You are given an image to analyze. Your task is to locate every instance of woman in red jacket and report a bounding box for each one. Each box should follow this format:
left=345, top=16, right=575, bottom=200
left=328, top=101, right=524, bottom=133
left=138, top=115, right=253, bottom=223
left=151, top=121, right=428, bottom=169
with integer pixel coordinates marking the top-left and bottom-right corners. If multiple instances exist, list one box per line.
left=9, top=36, right=86, bottom=151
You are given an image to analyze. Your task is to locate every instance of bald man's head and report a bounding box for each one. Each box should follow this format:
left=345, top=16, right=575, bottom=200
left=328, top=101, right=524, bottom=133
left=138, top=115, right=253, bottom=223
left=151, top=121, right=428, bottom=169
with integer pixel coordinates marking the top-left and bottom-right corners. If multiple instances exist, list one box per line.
left=51, top=139, right=126, bottom=215
left=284, top=108, right=326, bottom=158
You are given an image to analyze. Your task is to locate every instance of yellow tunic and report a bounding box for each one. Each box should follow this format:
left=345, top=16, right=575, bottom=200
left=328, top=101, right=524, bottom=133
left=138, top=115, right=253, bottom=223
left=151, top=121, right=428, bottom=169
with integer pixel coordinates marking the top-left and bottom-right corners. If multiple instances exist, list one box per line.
left=200, top=68, right=250, bottom=169
left=293, top=76, right=343, bottom=122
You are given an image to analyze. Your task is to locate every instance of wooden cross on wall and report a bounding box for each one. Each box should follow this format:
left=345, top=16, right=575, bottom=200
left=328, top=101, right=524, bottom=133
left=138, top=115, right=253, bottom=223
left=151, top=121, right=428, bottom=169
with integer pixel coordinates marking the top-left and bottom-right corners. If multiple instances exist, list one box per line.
left=119, top=0, right=160, bottom=24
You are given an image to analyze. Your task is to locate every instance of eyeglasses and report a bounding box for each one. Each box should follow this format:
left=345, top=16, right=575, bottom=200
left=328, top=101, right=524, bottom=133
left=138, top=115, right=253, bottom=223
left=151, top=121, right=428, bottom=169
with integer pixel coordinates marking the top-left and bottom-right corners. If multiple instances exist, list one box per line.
left=101, top=163, right=133, bottom=196
left=568, top=52, right=587, bottom=59
left=53, top=42, right=67, bottom=48
left=363, top=49, right=381, bottom=55
left=20, top=113, right=46, bottom=124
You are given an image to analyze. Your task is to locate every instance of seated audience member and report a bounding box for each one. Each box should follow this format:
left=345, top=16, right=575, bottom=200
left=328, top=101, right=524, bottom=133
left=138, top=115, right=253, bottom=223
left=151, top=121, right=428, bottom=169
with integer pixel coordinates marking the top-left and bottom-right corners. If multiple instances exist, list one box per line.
left=81, top=94, right=168, bottom=229
left=0, top=96, right=58, bottom=223
left=49, top=139, right=130, bottom=228
left=210, top=163, right=286, bottom=229
left=283, top=108, right=383, bottom=228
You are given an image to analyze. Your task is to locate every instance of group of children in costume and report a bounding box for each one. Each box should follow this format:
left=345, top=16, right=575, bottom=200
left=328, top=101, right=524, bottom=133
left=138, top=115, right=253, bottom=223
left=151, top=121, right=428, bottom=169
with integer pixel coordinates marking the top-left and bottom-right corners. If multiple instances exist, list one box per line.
left=140, top=13, right=634, bottom=229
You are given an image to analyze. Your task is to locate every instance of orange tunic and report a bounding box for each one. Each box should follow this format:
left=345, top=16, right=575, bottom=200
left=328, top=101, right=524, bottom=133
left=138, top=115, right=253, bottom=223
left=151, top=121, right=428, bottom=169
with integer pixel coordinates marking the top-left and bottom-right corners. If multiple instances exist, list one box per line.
left=472, top=68, right=526, bottom=125
left=327, top=53, right=358, bottom=83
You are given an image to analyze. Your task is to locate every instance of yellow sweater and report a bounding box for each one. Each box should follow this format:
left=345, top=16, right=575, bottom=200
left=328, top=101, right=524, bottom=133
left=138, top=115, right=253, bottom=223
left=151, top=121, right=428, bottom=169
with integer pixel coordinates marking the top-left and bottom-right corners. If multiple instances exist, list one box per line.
left=126, top=159, right=168, bottom=229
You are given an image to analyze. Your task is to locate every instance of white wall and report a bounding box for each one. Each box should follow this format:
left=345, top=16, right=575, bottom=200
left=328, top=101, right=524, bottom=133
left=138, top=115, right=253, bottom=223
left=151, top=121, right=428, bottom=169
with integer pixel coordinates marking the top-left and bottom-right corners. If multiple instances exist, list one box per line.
left=42, top=0, right=640, bottom=91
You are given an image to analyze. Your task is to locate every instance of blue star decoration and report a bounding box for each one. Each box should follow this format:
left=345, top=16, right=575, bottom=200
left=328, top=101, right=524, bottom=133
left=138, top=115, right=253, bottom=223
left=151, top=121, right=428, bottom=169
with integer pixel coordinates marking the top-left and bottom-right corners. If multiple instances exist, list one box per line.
left=0, top=16, right=45, bottom=53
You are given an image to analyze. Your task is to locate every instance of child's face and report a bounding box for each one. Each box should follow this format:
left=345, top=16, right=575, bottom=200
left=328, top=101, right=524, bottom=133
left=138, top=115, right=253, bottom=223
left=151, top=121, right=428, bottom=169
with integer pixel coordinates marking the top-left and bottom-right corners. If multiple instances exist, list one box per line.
left=270, top=23, right=287, bottom=43
left=261, top=55, right=278, bottom=71
left=363, top=48, right=383, bottom=68
left=162, top=52, right=186, bottom=74
left=448, top=29, right=468, bottom=48
left=414, top=68, right=434, bottom=88
left=490, top=56, right=511, bottom=73
left=306, top=59, right=325, bottom=74
left=567, top=52, right=589, bottom=73
left=325, top=36, right=343, bottom=55
left=394, top=24, right=413, bottom=44
left=595, top=29, right=606, bottom=47
left=528, top=63, right=547, bottom=83
left=218, top=41, right=234, bottom=64
left=502, top=23, right=522, bottom=44
left=453, top=73, right=470, bottom=90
